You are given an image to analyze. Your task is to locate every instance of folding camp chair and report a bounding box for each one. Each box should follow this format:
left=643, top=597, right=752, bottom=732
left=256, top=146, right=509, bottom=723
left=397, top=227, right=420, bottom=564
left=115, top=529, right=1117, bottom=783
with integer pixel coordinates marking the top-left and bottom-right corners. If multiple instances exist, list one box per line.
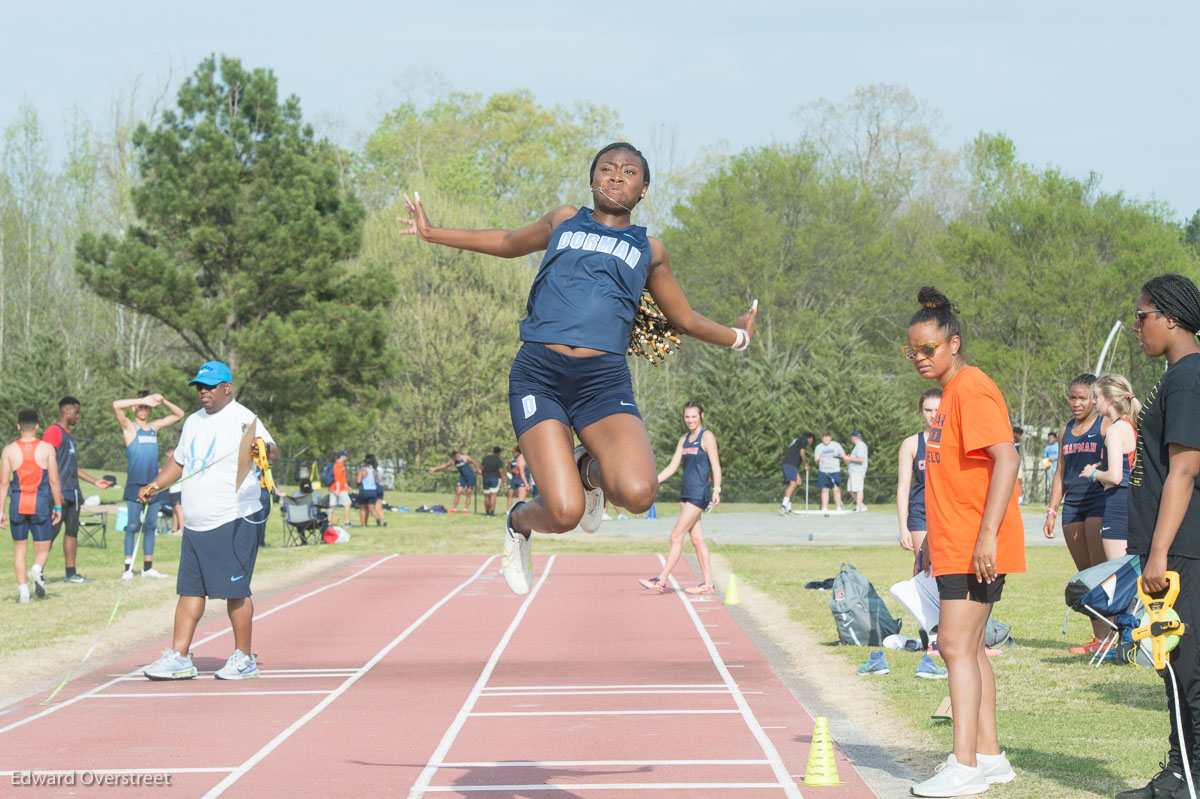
left=78, top=511, right=108, bottom=548
left=1064, top=554, right=1142, bottom=668
left=281, top=494, right=323, bottom=546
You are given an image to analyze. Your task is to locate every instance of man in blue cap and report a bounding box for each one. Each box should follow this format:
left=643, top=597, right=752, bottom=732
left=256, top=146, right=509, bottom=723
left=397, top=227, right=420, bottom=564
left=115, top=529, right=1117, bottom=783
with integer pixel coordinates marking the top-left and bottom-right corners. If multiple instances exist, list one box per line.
left=137, top=361, right=277, bottom=681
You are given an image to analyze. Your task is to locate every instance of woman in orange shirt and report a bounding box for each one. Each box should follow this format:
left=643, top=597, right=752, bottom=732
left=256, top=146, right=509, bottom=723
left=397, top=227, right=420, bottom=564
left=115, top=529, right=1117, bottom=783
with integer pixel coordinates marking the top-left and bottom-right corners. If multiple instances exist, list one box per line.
left=905, top=287, right=1025, bottom=797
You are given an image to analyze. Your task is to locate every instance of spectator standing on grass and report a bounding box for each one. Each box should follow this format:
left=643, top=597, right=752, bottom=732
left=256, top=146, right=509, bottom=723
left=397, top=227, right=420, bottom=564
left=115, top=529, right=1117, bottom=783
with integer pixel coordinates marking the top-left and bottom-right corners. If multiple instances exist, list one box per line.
left=843, top=431, right=869, bottom=512
left=44, top=396, right=113, bottom=583
left=1, top=410, right=64, bottom=603
left=1118, top=274, right=1200, bottom=799
left=813, top=431, right=845, bottom=515
left=906, top=287, right=1023, bottom=797
left=357, top=455, right=387, bottom=527
left=328, top=451, right=352, bottom=527
left=138, top=361, right=277, bottom=681
left=779, top=432, right=814, bottom=516
left=112, top=390, right=185, bottom=581
left=481, top=447, right=505, bottom=517
left=1080, top=374, right=1139, bottom=562
left=897, top=388, right=943, bottom=571
left=1042, top=431, right=1059, bottom=498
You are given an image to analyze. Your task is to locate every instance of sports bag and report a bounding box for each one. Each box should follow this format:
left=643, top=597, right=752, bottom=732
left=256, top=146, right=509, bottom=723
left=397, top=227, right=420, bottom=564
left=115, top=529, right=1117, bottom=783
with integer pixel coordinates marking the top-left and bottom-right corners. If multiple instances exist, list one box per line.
left=321, top=461, right=336, bottom=487
left=829, top=563, right=902, bottom=646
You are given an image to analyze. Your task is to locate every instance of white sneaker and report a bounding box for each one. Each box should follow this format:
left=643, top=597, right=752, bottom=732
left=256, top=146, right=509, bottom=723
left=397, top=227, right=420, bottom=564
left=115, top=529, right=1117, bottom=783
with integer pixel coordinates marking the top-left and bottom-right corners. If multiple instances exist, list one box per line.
left=911, top=754, right=988, bottom=796
left=18, top=591, right=29, bottom=604
left=214, top=649, right=259, bottom=680
left=501, top=501, right=533, bottom=595
left=141, top=568, right=169, bottom=579
left=976, top=752, right=1015, bottom=784
left=144, top=648, right=197, bottom=680
left=574, top=446, right=603, bottom=533
left=121, top=569, right=134, bottom=582
left=602, top=513, right=612, bottom=521
left=29, top=567, right=46, bottom=598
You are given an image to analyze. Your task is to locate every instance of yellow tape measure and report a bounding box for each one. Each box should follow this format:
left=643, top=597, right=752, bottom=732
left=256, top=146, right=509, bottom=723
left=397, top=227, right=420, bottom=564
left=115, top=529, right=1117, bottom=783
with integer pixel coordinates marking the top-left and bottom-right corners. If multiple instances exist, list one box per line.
left=1132, top=572, right=1186, bottom=670
left=252, top=439, right=276, bottom=493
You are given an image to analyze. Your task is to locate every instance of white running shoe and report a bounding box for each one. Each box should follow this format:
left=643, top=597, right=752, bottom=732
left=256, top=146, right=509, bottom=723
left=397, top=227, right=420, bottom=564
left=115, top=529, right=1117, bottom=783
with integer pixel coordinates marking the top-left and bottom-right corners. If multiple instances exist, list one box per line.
left=18, top=592, right=29, bottom=604
left=501, top=501, right=532, bottom=595
left=575, top=446, right=603, bottom=534
left=29, top=567, right=47, bottom=598
left=214, top=649, right=259, bottom=680
left=976, top=751, right=1016, bottom=784
left=911, top=754, right=988, bottom=796
left=141, top=568, right=169, bottom=579
left=144, top=649, right=197, bottom=680
left=121, top=569, right=134, bottom=582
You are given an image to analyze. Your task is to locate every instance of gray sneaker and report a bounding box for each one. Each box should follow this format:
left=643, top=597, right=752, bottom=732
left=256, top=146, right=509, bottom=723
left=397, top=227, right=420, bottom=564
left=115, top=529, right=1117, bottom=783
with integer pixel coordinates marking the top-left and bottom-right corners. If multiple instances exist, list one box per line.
left=29, top=568, right=47, bottom=598
left=64, top=573, right=93, bottom=584
left=501, top=502, right=533, bottom=595
left=214, top=649, right=259, bottom=680
left=574, top=446, right=603, bottom=534
left=144, top=649, right=197, bottom=680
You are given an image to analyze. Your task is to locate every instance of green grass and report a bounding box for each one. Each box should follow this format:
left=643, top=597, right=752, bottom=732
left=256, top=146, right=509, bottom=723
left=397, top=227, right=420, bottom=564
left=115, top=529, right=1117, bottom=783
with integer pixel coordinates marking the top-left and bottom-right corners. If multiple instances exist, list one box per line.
left=1, top=498, right=1171, bottom=798
left=721, top=544, right=1167, bottom=799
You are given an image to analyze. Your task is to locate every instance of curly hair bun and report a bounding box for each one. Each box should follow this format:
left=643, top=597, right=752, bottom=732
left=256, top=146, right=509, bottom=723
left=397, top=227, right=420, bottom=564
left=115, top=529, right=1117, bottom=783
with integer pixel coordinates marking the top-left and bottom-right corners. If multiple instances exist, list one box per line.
left=917, top=286, right=956, bottom=312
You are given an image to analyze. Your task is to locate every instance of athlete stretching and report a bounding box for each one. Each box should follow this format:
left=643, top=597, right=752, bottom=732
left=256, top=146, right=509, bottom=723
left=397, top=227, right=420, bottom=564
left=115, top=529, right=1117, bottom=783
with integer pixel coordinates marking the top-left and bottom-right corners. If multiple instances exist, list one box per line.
left=400, top=142, right=757, bottom=595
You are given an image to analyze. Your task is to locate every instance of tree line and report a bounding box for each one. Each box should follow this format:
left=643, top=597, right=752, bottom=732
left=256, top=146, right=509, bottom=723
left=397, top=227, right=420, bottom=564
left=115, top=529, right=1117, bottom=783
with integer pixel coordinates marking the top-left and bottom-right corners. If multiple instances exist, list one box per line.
left=1, top=56, right=1196, bottom=486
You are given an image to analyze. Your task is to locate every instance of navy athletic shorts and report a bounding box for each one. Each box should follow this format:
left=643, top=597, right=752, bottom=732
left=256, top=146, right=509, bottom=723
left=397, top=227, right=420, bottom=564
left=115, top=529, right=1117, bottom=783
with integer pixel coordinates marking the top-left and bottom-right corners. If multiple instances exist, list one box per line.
left=10, top=511, right=53, bottom=542
left=508, top=342, right=641, bottom=438
left=782, top=463, right=799, bottom=483
left=177, top=517, right=262, bottom=599
left=682, top=487, right=713, bottom=511
left=1101, top=487, right=1128, bottom=541
left=817, top=472, right=841, bottom=489
left=1062, top=497, right=1106, bottom=525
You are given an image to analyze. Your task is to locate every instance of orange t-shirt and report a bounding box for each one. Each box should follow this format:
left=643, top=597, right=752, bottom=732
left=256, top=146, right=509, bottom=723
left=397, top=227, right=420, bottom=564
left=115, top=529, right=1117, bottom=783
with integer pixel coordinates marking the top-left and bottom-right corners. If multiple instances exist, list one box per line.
left=924, top=366, right=1026, bottom=577
left=331, top=461, right=348, bottom=492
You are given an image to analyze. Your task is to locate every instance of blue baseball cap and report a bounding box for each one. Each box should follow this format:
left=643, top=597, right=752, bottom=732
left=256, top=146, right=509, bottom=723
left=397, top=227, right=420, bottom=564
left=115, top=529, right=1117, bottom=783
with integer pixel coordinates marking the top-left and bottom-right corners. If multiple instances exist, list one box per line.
left=188, top=360, right=233, bottom=386
left=851, top=430, right=863, bottom=438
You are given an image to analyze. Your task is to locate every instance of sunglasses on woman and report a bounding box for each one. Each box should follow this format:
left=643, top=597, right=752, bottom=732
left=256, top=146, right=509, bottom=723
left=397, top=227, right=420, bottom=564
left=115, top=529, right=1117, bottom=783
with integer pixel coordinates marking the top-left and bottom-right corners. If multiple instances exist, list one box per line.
left=901, top=338, right=950, bottom=361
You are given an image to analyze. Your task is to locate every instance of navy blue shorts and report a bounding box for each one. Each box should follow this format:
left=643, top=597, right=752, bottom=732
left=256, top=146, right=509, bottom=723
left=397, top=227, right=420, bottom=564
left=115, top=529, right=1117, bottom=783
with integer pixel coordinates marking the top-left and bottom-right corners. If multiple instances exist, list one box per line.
left=509, top=342, right=641, bottom=438
left=10, top=511, right=52, bottom=542
left=358, top=490, right=378, bottom=504
left=482, top=477, right=500, bottom=492
left=509, top=475, right=525, bottom=490
left=817, top=472, right=841, bottom=489
left=457, top=474, right=476, bottom=489
left=682, top=488, right=712, bottom=510
left=1062, top=498, right=1106, bottom=525
left=1101, top=487, right=1128, bottom=541
left=782, top=464, right=799, bottom=483
left=177, top=517, right=262, bottom=599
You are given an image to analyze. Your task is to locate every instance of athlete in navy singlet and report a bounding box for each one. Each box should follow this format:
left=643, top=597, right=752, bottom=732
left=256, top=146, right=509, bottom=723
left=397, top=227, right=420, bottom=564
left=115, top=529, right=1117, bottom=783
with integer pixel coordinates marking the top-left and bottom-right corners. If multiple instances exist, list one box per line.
left=896, top=388, right=942, bottom=574
left=112, top=391, right=185, bottom=580
left=1079, top=374, right=1140, bottom=560
left=638, top=402, right=722, bottom=595
left=1044, top=373, right=1110, bottom=650
left=505, top=445, right=528, bottom=512
left=400, top=142, right=757, bottom=596
left=428, top=451, right=479, bottom=514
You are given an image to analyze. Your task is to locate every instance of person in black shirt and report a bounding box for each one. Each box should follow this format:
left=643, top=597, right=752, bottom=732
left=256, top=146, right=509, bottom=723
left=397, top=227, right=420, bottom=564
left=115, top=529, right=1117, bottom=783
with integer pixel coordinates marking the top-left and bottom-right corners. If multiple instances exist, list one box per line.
left=480, top=447, right=505, bottom=517
left=779, top=433, right=815, bottom=516
left=1121, top=273, right=1200, bottom=799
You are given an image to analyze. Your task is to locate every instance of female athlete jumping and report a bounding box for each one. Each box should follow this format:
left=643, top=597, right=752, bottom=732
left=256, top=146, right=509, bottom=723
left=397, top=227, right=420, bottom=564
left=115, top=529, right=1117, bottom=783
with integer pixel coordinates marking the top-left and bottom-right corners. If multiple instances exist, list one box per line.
left=399, top=142, right=757, bottom=595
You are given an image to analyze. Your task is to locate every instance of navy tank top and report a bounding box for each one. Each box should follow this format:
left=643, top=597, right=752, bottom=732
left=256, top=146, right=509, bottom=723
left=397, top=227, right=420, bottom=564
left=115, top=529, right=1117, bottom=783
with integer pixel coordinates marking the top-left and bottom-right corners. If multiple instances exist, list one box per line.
left=518, top=207, right=653, bottom=355
left=124, top=424, right=159, bottom=501
left=49, top=423, right=79, bottom=501
left=680, top=427, right=711, bottom=499
left=1061, top=415, right=1107, bottom=506
left=907, top=432, right=927, bottom=530
left=454, top=459, right=473, bottom=481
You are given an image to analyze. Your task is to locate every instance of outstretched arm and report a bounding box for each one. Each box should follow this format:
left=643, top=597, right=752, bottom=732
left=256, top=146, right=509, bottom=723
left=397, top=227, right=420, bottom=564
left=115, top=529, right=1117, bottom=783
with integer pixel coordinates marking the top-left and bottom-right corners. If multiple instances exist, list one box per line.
left=645, top=240, right=757, bottom=348
left=399, top=193, right=575, bottom=258
left=657, top=436, right=686, bottom=483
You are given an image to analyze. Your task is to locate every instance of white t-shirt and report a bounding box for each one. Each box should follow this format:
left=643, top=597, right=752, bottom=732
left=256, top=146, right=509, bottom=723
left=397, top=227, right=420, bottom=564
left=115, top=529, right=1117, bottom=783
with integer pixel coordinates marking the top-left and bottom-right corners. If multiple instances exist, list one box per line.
left=814, top=441, right=845, bottom=473
left=173, top=400, right=275, bottom=531
left=848, top=441, right=869, bottom=475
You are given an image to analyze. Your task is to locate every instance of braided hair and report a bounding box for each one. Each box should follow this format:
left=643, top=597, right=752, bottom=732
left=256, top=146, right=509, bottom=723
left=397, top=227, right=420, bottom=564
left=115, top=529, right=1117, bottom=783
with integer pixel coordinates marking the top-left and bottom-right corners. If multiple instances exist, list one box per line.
left=1141, top=273, right=1200, bottom=334
left=909, top=286, right=964, bottom=352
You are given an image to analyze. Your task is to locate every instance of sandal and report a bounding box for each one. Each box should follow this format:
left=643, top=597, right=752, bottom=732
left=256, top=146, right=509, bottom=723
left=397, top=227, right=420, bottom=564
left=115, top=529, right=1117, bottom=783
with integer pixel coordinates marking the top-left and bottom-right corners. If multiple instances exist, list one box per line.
left=685, top=583, right=715, bottom=595
left=638, top=577, right=666, bottom=593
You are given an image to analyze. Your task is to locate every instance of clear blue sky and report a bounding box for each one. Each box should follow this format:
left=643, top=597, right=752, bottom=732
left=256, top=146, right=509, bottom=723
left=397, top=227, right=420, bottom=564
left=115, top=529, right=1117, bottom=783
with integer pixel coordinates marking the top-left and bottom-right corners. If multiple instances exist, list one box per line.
left=5, top=1, right=1197, bottom=218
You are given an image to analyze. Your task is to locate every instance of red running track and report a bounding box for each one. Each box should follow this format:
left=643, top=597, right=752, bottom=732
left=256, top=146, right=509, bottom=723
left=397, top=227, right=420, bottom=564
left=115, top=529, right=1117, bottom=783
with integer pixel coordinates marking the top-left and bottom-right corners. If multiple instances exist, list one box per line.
left=0, top=553, right=879, bottom=798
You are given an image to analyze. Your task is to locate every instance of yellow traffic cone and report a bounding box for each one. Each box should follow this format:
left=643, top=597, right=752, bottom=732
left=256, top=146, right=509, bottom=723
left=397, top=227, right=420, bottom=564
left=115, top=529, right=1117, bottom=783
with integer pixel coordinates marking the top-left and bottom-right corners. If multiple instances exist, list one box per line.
left=724, top=574, right=741, bottom=606
left=801, top=716, right=841, bottom=786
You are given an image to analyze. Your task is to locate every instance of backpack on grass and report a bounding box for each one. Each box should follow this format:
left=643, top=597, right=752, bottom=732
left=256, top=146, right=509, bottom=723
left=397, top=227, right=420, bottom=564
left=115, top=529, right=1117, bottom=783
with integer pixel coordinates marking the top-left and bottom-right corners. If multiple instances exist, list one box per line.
left=829, top=563, right=902, bottom=646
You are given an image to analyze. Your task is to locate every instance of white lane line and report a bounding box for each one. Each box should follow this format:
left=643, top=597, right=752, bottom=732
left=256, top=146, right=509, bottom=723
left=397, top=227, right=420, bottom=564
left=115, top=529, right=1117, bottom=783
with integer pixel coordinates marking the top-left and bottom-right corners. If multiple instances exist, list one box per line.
left=0, top=554, right=398, bottom=737
left=86, top=691, right=332, bottom=698
left=663, top=555, right=805, bottom=799
left=407, top=555, right=557, bottom=799
left=110, top=673, right=355, bottom=681
left=438, top=759, right=772, bottom=768
left=107, top=668, right=358, bottom=678
left=479, top=689, right=730, bottom=697
left=0, top=768, right=236, bottom=776
left=468, top=709, right=740, bottom=717
left=202, top=555, right=497, bottom=798
left=484, top=683, right=725, bottom=691
left=423, top=783, right=785, bottom=792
